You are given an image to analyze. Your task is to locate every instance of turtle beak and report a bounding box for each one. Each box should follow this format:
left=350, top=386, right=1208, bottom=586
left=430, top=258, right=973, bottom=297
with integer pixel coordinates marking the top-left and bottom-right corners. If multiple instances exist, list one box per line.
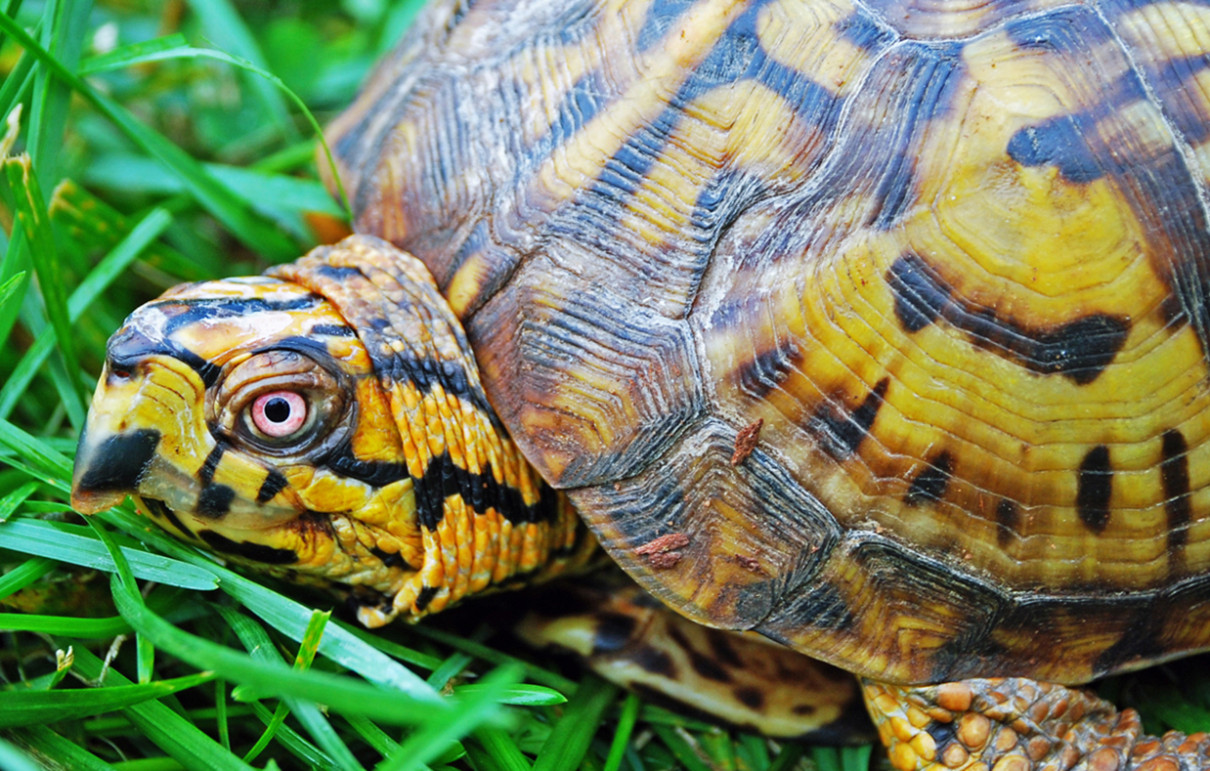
left=70, top=351, right=202, bottom=517
left=71, top=414, right=159, bottom=514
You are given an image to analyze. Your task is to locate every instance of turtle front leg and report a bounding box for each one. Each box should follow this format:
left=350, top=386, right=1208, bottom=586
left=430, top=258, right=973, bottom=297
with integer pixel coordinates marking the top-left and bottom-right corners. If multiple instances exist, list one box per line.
left=862, top=678, right=1210, bottom=771
left=518, top=579, right=872, bottom=741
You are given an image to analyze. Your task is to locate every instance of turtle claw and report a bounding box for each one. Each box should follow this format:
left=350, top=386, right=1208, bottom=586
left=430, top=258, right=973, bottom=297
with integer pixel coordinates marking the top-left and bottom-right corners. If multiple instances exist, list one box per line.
left=862, top=677, right=1210, bottom=771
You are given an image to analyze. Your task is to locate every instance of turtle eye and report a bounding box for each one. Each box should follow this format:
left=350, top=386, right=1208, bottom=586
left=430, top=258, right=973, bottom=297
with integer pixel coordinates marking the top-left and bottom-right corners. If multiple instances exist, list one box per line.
left=219, top=351, right=347, bottom=455
left=250, top=391, right=308, bottom=438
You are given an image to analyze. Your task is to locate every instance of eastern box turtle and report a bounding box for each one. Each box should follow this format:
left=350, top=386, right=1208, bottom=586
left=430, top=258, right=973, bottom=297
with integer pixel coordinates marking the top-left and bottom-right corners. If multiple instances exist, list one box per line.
left=70, top=0, right=1210, bottom=767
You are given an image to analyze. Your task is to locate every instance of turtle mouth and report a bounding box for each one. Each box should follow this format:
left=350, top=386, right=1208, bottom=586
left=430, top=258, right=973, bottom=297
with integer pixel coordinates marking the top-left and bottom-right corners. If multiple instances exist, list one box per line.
left=137, top=495, right=306, bottom=566
left=137, top=495, right=210, bottom=545
left=138, top=492, right=424, bottom=603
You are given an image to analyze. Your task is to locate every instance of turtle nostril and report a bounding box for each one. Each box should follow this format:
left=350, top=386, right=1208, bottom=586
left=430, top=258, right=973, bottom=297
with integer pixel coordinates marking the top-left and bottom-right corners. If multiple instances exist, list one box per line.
left=105, top=327, right=157, bottom=377
left=106, top=358, right=137, bottom=383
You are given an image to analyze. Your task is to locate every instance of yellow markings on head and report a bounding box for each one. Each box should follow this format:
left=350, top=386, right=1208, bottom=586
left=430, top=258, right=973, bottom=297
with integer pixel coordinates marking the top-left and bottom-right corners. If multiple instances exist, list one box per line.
left=76, top=236, right=599, bottom=631
left=295, top=470, right=375, bottom=515
left=249, top=237, right=599, bottom=627
left=347, top=375, right=407, bottom=463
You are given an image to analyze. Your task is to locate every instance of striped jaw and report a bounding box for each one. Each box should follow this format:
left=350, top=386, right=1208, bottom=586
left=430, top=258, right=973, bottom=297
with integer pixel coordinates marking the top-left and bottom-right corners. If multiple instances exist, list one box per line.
left=72, top=235, right=589, bottom=625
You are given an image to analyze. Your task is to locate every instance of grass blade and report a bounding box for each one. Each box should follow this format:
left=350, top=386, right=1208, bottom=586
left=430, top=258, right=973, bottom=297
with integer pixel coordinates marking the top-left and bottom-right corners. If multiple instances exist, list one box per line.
left=0, top=416, right=72, bottom=482
left=273, top=611, right=366, bottom=770
left=346, top=714, right=403, bottom=760
left=0, top=270, right=26, bottom=307
left=4, top=153, right=83, bottom=427
left=0, top=479, right=39, bottom=522
left=0, top=207, right=171, bottom=419
left=27, top=0, right=90, bottom=189
left=0, top=613, right=132, bottom=638
left=74, top=41, right=350, bottom=219
left=0, top=553, right=53, bottom=595
left=0, top=518, right=219, bottom=590
left=68, top=644, right=256, bottom=771
left=0, top=672, right=214, bottom=728
left=91, top=518, right=455, bottom=725
left=603, top=693, right=641, bottom=771
left=7, top=725, right=118, bottom=771
left=376, top=666, right=525, bottom=771
left=0, top=739, right=41, bottom=771
left=0, top=225, right=31, bottom=353
left=468, top=725, right=533, bottom=771
left=97, top=507, right=441, bottom=701
left=188, top=0, right=296, bottom=141
left=0, top=10, right=298, bottom=258
left=531, top=676, right=619, bottom=771
left=248, top=701, right=336, bottom=768
left=453, top=683, right=566, bottom=707
left=77, top=34, right=189, bottom=74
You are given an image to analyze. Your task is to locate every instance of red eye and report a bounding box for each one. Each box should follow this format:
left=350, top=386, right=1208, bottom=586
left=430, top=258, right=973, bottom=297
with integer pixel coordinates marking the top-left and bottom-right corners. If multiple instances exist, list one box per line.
left=251, top=391, right=307, bottom=438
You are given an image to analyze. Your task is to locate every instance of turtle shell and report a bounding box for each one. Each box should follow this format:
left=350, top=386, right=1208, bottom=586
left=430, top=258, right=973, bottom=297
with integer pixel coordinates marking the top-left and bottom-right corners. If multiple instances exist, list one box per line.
left=326, top=0, right=1210, bottom=685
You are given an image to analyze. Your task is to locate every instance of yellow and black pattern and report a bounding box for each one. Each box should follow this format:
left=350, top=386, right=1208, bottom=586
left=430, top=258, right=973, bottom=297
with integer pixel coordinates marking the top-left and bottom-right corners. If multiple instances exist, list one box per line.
left=72, top=235, right=593, bottom=625
left=517, top=578, right=871, bottom=740
left=863, top=678, right=1210, bottom=771
left=328, top=0, right=1210, bottom=684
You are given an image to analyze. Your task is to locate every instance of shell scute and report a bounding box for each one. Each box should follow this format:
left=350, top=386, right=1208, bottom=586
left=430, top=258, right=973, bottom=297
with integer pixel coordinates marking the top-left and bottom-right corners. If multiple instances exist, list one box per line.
left=473, top=268, right=706, bottom=485
left=577, top=418, right=843, bottom=630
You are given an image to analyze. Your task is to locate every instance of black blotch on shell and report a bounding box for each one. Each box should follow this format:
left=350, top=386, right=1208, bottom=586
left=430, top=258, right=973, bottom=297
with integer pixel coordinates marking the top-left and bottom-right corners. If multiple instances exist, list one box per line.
left=807, top=378, right=890, bottom=459
left=630, top=645, right=677, bottom=678
left=733, top=686, right=765, bottom=711
left=995, top=499, right=1021, bottom=548
left=590, top=612, right=641, bottom=654
left=1160, top=429, right=1192, bottom=556
left=886, top=253, right=1130, bottom=384
left=1076, top=445, right=1112, bottom=532
left=904, top=452, right=953, bottom=506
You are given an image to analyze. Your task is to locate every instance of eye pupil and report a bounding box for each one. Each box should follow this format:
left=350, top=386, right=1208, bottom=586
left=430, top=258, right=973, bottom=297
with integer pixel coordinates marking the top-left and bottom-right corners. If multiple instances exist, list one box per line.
left=264, top=397, right=292, bottom=423
left=250, top=390, right=308, bottom=440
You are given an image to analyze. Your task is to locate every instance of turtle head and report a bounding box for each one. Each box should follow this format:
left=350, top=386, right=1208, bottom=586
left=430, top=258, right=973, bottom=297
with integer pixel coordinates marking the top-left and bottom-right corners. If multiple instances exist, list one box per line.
left=71, top=235, right=588, bottom=624
left=72, top=237, right=404, bottom=593
left=72, top=274, right=357, bottom=522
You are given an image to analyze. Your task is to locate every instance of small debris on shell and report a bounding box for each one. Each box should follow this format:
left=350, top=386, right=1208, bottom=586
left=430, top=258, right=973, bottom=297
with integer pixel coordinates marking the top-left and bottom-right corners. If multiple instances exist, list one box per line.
left=646, top=551, right=684, bottom=569
left=734, top=554, right=761, bottom=572
left=635, top=532, right=690, bottom=555
left=730, top=419, right=764, bottom=465
left=635, top=532, right=690, bottom=570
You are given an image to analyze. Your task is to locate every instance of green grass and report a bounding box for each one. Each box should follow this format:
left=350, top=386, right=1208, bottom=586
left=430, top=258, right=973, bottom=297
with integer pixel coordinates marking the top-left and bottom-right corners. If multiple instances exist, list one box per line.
left=0, top=2, right=1207, bottom=770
